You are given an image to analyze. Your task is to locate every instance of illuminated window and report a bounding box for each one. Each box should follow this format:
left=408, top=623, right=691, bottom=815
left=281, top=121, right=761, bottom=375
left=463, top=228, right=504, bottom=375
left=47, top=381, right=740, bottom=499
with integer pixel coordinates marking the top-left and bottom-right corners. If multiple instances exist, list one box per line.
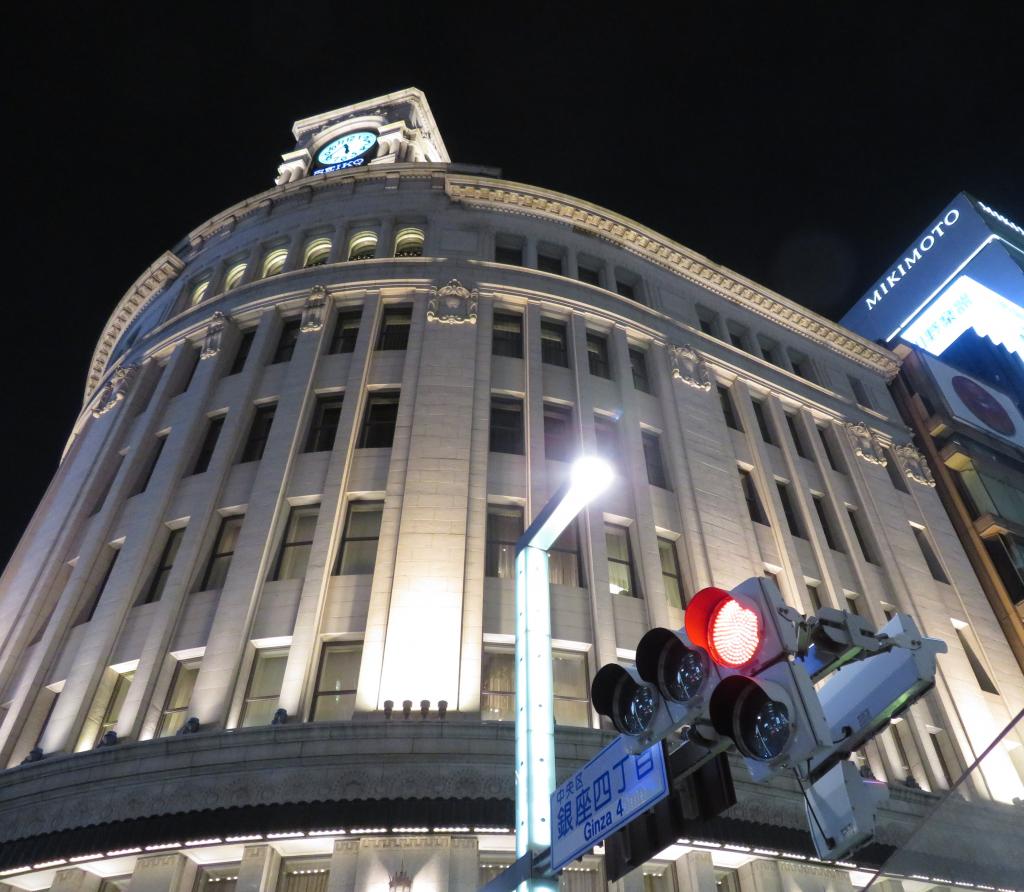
left=486, top=505, right=522, bottom=579
left=197, top=515, right=244, bottom=591
left=334, top=502, right=383, bottom=575
left=358, top=392, right=399, bottom=448
left=239, top=650, right=287, bottom=727
left=348, top=231, right=378, bottom=261
left=642, top=432, right=670, bottom=489
left=606, top=524, right=640, bottom=598
left=223, top=262, right=247, bottom=292
left=718, top=385, right=741, bottom=431
left=543, top=403, right=574, bottom=462
left=490, top=397, right=524, bottom=455
left=481, top=648, right=589, bottom=726
left=629, top=347, right=651, bottom=393
left=270, top=505, right=319, bottom=582
left=541, top=319, right=569, bottom=367
left=549, top=521, right=583, bottom=587
left=76, top=545, right=120, bottom=625
left=271, top=319, right=302, bottom=364
left=393, top=227, right=424, bottom=257
left=739, top=467, right=768, bottom=526
left=305, top=395, right=344, bottom=453
left=228, top=329, right=255, bottom=376
left=328, top=310, right=360, bottom=354
left=191, top=416, right=225, bottom=475
left=587, top=332, right=611, bottom=378
left=303, top=237, right=332, bottom=268
left=260, top=248, right=288, bottom=278
left=240, top=404, right=276, bottom=463
left=157, top=661, right=200, bottom=737
left=492, top=312, right=523, bottom=358
left=138, top=526, right=185, bottom=605
left=659, top=538, right=684, bottom=609
left=377, top=307, right=411, bottom=350
left=189, top=280, right=210, bottom=306
left=95, top=670, right=134, bottom=746
left=311, top=644, right=361, bottom=721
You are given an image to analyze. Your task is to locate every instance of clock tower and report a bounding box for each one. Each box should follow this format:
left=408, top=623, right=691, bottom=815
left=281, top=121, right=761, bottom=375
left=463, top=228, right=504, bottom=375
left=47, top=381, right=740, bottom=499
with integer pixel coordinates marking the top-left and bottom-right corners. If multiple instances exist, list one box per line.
left=274, top=86, right=450, bottom=184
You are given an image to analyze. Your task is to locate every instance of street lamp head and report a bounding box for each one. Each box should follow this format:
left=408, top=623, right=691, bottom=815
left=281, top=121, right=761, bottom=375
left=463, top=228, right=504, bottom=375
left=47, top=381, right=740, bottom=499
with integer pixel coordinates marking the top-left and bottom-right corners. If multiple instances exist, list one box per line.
left=569, top=456, right=615, bottom=500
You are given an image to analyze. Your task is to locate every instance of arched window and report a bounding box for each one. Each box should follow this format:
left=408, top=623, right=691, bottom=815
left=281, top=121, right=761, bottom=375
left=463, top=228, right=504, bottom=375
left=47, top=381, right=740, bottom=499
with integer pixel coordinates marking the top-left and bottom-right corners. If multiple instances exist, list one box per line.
left=303, top=238, right=332, bottom=268
left=190, top=280, right=210, bottom=306
left=223, top=263, right=248, bottom=292
left=393, top=227, right=424, bottom=258
left=348, top=231, right=378, bottom=261
left=260, top=248, right=288, bottom=278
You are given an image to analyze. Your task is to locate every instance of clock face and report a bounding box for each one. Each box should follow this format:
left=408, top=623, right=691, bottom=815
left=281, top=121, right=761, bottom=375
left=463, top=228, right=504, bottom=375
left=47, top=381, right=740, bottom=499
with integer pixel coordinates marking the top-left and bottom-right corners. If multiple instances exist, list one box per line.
left=317, top=131, right=377, bottom=165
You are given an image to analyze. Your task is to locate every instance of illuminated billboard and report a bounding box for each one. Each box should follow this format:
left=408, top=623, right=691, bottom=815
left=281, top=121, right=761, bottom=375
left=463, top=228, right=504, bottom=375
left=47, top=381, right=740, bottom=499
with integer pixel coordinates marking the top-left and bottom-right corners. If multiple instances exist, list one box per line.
left=840, top=193, right=1024, bottom=360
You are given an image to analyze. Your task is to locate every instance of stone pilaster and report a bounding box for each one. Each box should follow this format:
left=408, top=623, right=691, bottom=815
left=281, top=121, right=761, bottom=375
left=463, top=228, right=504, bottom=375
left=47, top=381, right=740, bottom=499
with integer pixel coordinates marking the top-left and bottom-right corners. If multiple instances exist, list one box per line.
left=236, top=844, right=281, bottom=892
left=127, top=854, right=195, bottom=892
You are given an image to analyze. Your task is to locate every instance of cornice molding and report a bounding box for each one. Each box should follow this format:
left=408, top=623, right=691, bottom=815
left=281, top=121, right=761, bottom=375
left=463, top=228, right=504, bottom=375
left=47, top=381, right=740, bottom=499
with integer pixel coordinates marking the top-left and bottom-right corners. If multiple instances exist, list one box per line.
left=445, top=175, right=900, bottom=380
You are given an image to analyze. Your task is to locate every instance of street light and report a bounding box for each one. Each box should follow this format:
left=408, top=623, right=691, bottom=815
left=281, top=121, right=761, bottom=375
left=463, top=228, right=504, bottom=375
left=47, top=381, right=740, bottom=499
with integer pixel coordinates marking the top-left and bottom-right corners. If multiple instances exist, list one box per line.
left=515, top=456, right=613, bottom=892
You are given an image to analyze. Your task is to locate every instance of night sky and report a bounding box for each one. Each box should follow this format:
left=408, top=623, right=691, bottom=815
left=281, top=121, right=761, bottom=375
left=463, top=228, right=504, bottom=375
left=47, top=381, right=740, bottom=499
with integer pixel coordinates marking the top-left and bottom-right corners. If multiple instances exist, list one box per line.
left=2, top=5, right=1021, bottom=566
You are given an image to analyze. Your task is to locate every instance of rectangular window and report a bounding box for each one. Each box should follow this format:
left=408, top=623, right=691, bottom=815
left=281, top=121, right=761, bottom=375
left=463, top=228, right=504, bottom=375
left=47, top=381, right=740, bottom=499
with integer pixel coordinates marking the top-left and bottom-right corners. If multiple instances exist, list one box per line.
left=752, top=399, right=774, bottom=444
left=818, top=424, right=842, bottom=472
left=885, top=447, right=910, bottom=492
left=481, top=648, right=589, bottom=727
left=577, top=263, right=601, bottom=286
left=90, top=453, right=124, bottom=516
left=929, top=729, right=958, bottom=789
left=270, top=505, right=319, bottom=582
left=696, top=306, right=718, bottom=337
left=198, top=514, right=244, bottom=591
left=642, top=431, right=670, bottom=489
left=812, top=494, right=842, bottom=551
left=537, top=252, right=563, bottom=275
left=549, top=520, right=583, bottom=587
left=271, top=319, right=302, bottom=364
left=718, top=385, right=741, bottom=431
left=805, top=581, right=823, bottom=613
left=845, top=593, right=862, bottom=616
left=176, top=346, right=200, bottom=396
left=240, top=404, right=276, bottom=463
left=228, top=329, right=255, bottom=376
left=96, top=671, right=134, bottom=745
left=377, top=307, right=411, bottom=350
left=953, top=623, right=998, bottom=693
left=912, top=524, right=948, bottom=583
left=849, top=375, right=873, bottom=409
left=157, top=662, right=200, bottom=737
left=586, top=333, right=611, bottom=378
left=494, top=241, right=523, bottom=266
left=305, top=395, right=344, bottom=453
left=490, top=397, right=525, bottom=455
left=629, top=348, right=651, bottom=393
left=777, top=481, right=803, bottom=537
left=486, top=505, right=523, bottom=579
left=76, top=546, right=120, bottom=625
left=847, top=507, right=877, bottom=564
left=335, top=502, right=383, bottom=575
left=543, top=404, right=574, bottom=462
left=240, top=650, right=287, bottom=727
left=727, top=323, right=749, bottom=351
left=594, top=415, right=619, bottom=467
left=132, top=434, right=167, bottom=495
left=191, top=416, right=224, bottom=475
left=788, top=349, right=814, bottom=380
left=786, top=412, right=808, bottom=458
left=138, top=526, right=185, bottom=605
left=739, top=468, right=768, bottom=526
left=616, top=278, right=638, bottom=302
left=606, top=524, right=640, bottom=598
left=758, top=336, right=782, bottom=366
left=658, top=538, right=683, bottom=609
left=358, top=392, right=399, bottom=448
left=540, top=320, right=569, bottom=367
left=311, top=643, right=361, bottom=722
left=492, top=312, right=524, bottom=359
left=328, top=311, right=361, bottom=354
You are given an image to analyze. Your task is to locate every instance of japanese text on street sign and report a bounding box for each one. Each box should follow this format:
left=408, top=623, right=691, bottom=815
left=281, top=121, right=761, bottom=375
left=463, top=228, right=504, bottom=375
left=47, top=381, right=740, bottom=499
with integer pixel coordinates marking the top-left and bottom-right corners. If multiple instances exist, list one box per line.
left=550, top=737, right=669, bottom=872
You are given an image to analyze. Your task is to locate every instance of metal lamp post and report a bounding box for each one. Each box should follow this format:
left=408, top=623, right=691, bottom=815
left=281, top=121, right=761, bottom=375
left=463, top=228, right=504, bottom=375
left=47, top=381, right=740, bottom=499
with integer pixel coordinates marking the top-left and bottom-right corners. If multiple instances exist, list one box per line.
left=514, top=457, right=614, bottom=891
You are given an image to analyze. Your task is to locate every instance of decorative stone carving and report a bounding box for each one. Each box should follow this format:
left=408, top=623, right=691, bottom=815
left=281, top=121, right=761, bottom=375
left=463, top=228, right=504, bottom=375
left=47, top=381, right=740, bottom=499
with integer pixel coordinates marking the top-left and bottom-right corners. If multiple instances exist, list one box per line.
left=894, top=443, right=936, bottom=487
left=300, top=285, right=327, bottom=332
left=846, top=422, right=887, bottom=467
left=427, top=279, right=478, bottom=325
left=201, top=311, right=227, bottom=359
left=670, top=344, right=712, bottom=391
left=90, top=364, right=138, bottom=418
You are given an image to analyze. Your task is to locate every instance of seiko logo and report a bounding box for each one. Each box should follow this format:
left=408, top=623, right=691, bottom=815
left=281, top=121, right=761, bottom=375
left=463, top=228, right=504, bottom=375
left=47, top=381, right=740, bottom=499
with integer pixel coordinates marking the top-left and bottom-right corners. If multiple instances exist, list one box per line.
left=311, top=157, right=367, bottom=177
left=866, top=208, right=960, bottom=311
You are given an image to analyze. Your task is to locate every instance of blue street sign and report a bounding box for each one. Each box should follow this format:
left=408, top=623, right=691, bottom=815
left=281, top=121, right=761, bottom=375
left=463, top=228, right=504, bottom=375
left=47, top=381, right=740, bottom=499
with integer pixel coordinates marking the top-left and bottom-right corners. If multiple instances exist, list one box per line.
left=550, top=737, right=669, bottom=873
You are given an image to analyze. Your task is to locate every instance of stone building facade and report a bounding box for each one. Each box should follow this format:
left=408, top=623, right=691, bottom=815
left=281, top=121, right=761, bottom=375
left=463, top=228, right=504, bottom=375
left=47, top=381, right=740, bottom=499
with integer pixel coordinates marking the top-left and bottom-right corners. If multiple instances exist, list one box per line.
left=1, top=89, right=1022, bottom=891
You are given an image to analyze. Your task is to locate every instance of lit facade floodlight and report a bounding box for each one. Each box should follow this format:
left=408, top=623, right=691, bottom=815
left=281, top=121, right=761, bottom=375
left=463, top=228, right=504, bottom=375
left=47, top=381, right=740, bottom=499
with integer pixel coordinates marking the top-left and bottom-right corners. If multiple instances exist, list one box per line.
left=514, top=456, right=613, bottom=892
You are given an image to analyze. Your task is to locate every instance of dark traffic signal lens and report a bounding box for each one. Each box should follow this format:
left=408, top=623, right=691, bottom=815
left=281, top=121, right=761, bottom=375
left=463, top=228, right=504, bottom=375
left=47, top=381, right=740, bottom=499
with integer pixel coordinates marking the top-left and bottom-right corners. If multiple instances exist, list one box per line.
left=735, top=686, right=791, bottom=761
left=663, top=641, right=705, bottom=702
left=618, top=681, right=657, bottom=735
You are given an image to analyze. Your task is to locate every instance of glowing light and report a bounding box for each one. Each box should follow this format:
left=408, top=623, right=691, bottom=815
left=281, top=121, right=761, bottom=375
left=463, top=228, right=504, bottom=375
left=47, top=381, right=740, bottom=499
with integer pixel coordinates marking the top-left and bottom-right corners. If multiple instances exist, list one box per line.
left=708, top=597, right=761, bottom=667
